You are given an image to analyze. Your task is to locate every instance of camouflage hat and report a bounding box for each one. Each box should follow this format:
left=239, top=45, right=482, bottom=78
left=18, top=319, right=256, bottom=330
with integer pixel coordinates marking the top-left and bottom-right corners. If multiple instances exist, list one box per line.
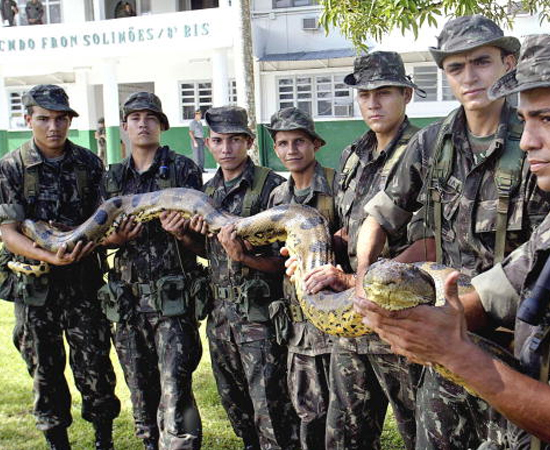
left=205, top=106, right=255, bottom=138
left=344, top=51, right=426, bottom=97
left=489, top=34, right=550, bottom=99
left=265, top=107, right=326, bottom=146
left=429, top=15, right=520, bottom=69
left=122, top=91, right=170, bottom=130
left=22, top=84, right=79, bottom=117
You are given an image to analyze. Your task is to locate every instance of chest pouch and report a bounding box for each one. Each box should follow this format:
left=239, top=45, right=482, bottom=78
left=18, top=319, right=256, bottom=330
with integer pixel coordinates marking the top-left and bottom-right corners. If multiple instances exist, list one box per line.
left=155, top=275, right=189, bottom=317
left=239, top=277, right=271, bottom=322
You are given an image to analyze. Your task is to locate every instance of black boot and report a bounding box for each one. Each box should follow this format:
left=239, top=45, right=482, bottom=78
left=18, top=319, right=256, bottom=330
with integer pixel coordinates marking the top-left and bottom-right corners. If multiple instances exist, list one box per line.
left=93, top=421, right=114, bottom=450
left=143, top=438, right=158, bottom=450
left=44, top=427, right=71, bottom=450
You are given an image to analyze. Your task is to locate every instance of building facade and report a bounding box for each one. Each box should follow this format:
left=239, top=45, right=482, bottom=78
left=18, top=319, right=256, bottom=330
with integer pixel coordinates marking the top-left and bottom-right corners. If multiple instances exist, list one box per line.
left=0, top=0, right=546, bottom=169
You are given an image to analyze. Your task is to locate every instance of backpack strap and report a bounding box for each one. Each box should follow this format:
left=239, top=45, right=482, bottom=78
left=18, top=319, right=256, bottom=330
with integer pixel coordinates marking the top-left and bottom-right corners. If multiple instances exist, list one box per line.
left=380, top=123, right=420, bottom=178
left=104, top=163, right=125, bottom=199
left=314, top=167, right=336, bottom=229
left=20, top=141, right=39, bottom=211
left=427, top=109, right=461, bottom=263
left=157, top=147, right=178, bottom=190
left=494, top=117, right=524, bottom=262
left=242, top=166, right=271, bottom=218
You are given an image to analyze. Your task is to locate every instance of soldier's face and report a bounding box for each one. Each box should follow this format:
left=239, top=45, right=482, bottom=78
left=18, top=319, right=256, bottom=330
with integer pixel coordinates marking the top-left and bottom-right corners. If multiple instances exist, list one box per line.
left=442, top=46, right=515, bottom=112
left=25, top=105, right=71, bottom=155
left=123, top=111, right=162, bottom=149
left=518, top=87, right=550, bottom=192
left=356, top=86, right=411, bottom=136
left=206, top=131, right=252, bottom=175
left=274, top=130, right=320, bottom=174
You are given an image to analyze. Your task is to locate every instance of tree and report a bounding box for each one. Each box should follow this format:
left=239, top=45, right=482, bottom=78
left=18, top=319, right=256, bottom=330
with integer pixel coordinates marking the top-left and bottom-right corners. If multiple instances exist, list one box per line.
left=319, top=0, right=550, bottom=50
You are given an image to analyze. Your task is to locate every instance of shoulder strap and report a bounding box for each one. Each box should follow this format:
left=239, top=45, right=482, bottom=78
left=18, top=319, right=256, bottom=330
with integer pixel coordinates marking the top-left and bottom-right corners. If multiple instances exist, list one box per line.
left=494, top=117, right=525, bottom=262
left=242, top=166, right=271, bottom=218
left=380, top=124, right=420, bottom=177
left=20, top=142, right=39, bottom=206
left=157, top=148, right=178, bottom=190
left=104, top=163, right=125, bottom=199
left=315, top=167, right=336, bottom=228
left=204, top=183, right=215, bottom=197
left=428, top=110, right=461, bottom=263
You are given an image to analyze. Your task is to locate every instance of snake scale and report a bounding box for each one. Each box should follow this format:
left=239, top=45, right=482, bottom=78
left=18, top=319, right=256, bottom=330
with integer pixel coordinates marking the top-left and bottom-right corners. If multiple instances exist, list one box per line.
left=20, top=187, right=517, bottom=394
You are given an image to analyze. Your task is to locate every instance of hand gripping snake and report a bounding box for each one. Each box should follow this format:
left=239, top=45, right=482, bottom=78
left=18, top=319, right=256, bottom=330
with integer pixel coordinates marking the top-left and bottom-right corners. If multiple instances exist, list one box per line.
left=18, top=187, right=517, bottom=394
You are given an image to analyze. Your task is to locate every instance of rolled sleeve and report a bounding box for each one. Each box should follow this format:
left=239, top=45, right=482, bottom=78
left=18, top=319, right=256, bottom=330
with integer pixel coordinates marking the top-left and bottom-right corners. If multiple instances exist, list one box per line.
left=364, top=190, right=413, bottom=235
left=0, top=202, right=25, bottom=225
left=471, top=263, right=520, bottom=328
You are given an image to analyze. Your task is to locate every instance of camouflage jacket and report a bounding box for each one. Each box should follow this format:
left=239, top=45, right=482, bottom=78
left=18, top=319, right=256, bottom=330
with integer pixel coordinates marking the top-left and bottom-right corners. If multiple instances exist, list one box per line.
left=204, top=157, right=285, bottom=343
left=101, top=146, right=203, bottom=284
left=335, top=118, right=419, bottom=272
left=472, top=212, right=550, bottom=447
left=366, top=103, right=550, bottom=277
left=268, top=161, right=336, bottom=355
left=0, top=139, right=104, bottom=289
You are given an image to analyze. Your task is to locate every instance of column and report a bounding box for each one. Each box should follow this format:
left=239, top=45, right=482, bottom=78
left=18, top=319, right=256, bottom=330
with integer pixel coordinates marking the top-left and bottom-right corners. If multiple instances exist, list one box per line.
left=93, top=0, right=106, bottom=21
left=0, top=69, right=9, bottom=156
left=73, top=68, right=95, bottom=150
left=212, top=48, right=229, bottom=106
left=101, top=60, right=121, bottom=164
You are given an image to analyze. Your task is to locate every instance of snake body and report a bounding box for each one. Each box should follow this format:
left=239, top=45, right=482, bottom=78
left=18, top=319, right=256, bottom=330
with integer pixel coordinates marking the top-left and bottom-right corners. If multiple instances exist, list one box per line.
left=19, top=187, right=517, bottom=395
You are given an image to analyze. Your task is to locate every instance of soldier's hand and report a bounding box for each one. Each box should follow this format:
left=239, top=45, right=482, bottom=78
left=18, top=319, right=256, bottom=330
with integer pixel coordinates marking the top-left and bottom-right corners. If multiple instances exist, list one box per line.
left=189, top=214, right=210, bottom=236
left=101, top=216, right=142, bottom=247
left=160, top=211, right=190, bottom=239
left=281, top=247, right=299, bottom=281
left=302, top=264, right=353, bottom=294
left=38, top=240, right=96, bottom=266
left=218, top=224, right=246, bottom=262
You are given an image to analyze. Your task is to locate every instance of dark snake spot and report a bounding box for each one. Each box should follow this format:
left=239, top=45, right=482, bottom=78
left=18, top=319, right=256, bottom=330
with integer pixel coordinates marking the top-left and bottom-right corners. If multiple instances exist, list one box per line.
left=300, top=216, right=325, bottom=230
left=131, top=195, right=143, bottom=208
left=94, top=210, right=109, bottom=225
left=112, top=197, right=122, bottom=208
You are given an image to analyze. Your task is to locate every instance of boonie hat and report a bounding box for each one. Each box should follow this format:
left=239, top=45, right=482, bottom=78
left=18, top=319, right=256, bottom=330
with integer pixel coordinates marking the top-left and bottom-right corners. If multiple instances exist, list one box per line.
left=489, top=34, right=550, bottom=99
left=205, top=106, right=255, bottom=138
left=266, top=107, right=326, bottom=146
left=344, top=51, right=425, bottom=97
left=22, top=84, right=79, bottom=117
left=429, top=15, right=520, bottom=69
left=122, top=92, right=170, bottom=130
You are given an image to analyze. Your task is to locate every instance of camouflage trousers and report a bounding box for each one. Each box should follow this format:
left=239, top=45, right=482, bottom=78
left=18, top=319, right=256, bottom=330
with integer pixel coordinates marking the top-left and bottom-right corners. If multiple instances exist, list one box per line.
left=287, top=351, right=331, bottom=450
left=208, top=336, right=299, bottom=450
left=12, top=287, right=120, bottom=431
left=114, top=313, right=202, bottom=450
left=415, top=367, right=508, bottom=450
left=368, top=353, right=420, bottom=450
left=325, top=347, right=388, bottom=450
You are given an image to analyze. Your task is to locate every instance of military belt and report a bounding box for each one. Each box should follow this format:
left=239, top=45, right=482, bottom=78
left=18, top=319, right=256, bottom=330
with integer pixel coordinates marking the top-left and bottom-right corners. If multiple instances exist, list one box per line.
left=288, top=303, right=305, bottom=322
left=213, top=284, right=242, bottom=303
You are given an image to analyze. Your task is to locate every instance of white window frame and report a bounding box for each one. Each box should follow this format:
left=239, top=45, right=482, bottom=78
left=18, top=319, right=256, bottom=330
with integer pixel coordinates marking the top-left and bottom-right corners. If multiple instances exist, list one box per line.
left=7, top=87, right=29, bottom=130
left=276, top=73, right=353, bottom=119
left=179, top=80, right=213, bottom=121
left=16, top=0, right=62, bottom=24
left=272, top=0, right=316, bottom=8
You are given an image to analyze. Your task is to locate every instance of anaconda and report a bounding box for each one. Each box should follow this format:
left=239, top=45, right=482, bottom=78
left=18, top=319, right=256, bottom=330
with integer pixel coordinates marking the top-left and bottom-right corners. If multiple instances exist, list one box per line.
left=19, top=187, right=517, bottom=395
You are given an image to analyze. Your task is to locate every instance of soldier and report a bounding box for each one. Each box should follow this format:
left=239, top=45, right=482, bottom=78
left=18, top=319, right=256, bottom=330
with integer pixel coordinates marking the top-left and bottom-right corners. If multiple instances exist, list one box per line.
left=100, top=92, right=203, bottom=450
left=197, top=106, right=299, bottom=450
left=357, top=16, right=550, bottom=449
left=266, top=107, right=337, bottom=450
left=356, top=33, right=550, bottom=448
left=283, top=51, right=427, bottom=450
left=0, top=84, right=120, bottom=450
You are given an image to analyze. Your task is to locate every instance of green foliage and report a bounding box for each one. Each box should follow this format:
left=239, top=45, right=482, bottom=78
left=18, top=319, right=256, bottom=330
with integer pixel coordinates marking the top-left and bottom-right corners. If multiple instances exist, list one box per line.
left=0, top=301, right=405, bottom=449
left=319, top=0, right=550, bottom=50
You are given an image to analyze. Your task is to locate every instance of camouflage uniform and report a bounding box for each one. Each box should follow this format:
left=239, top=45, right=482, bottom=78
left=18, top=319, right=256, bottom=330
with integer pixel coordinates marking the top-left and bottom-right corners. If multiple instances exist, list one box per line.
left=269, top=158, right=337, bottom=450
left=365, top=18, right=550, bottom=450
left=204, top=148, right=299, bottom=450
left=102, top=93, right=203, bottom=450
left=471, top=32, right=550, bottom=450
left=0, top=88, right=120, bottom=436
left=325, top=52, right=423, bottom=450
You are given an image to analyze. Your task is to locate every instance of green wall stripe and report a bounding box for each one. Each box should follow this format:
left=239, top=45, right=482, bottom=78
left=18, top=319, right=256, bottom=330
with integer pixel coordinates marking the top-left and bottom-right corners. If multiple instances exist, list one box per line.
left=0, top=130, right=7, bottom=157
left=106, top=126, right=121, bottom=164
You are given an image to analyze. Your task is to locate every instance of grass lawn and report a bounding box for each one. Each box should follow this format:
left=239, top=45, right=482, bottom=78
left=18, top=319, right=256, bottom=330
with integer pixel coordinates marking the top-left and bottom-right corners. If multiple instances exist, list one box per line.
left=0, top=300, right=406, bottom=450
